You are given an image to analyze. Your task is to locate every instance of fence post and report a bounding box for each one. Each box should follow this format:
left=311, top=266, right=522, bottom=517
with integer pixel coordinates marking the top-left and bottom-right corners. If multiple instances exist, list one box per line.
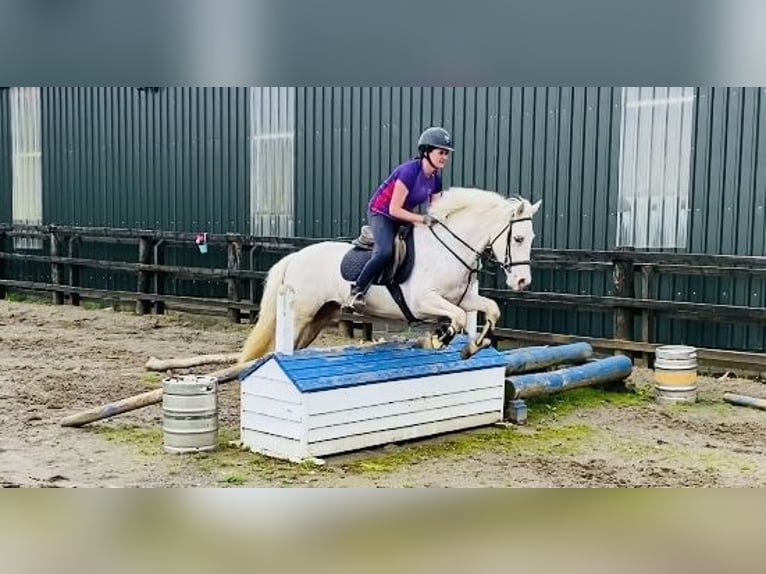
left=50, top=231, right=64, bottom=305
left=153, top=239, right=165, bottom=315
left=68, top=235, right=81, bottom=306
left=612, top=248, right=635, bottom=352
left=0, top=230, right=6, bottom=300
left=640, top=265, right=656, bottom=366
left=227, top=238, right=242, bottom=323
left=136, top=235, right=152, bottom=315
left=248, top=245, right=259, bottom=324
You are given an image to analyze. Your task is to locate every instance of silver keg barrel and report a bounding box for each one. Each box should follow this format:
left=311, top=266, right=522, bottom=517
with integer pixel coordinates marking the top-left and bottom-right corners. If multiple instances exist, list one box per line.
left=162, top=375, right=218, bottom=454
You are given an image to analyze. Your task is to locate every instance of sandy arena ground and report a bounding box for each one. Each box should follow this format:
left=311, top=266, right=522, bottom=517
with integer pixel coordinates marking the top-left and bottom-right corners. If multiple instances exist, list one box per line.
left=2, top=298, right=766, bottom=488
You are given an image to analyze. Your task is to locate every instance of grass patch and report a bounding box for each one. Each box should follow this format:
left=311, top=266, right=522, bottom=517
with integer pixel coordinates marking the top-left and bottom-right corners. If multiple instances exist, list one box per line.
left=341, top=423, right=597, bottom=475
left=140, top=372, right=163, bottom=386
left=524, top=386, right=650, bottom=424
left=95, top=425, right=163, bottom=455
left=220, top=474, right=248, bottom=486
left=5, top=291, right=50, bottom=304
left=81, top=300, right=108, bottom=310
left=93, top=424, right=325, bottom=484
left=187, top=427, right=333, bottom=485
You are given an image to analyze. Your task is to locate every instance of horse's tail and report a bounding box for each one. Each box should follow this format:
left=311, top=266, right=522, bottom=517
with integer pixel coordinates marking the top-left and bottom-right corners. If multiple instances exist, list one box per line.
left=239, top=254, right=292, bottom=365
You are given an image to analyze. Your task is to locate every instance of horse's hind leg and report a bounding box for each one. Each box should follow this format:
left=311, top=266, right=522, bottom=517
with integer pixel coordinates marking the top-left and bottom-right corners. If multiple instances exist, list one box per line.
left=294, top=301, right=341, bottom=350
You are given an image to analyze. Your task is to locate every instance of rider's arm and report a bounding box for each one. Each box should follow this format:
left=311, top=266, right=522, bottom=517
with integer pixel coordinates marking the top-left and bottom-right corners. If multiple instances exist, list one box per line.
left=389, top=179, right=428, bottom=224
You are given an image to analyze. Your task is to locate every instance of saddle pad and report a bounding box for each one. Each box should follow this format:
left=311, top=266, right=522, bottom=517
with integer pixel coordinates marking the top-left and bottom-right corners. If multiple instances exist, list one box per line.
left=340, top=232, right=416, bottom=286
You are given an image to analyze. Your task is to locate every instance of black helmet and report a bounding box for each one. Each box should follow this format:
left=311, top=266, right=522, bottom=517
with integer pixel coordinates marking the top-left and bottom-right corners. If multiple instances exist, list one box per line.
left=417, top=126, right=454, bottom=153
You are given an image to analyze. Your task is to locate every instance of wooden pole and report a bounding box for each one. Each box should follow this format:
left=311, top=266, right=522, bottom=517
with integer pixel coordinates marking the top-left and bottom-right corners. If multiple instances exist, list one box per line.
left=0, top=231, right=6, bottom=300
left=505, top=355, right=633, bottom=400
left=153, top=239, right=165, bottom=315
left=227, top=239, right=242, bottom=323
left=144, top=353, right=240, bottom=371
left=136, top=236, right=152, bottom=315
left=612, top=249, right=635, bottom=347
left=723, top=393, right=766, bottom=411
left=68, top=235, right=81, bottom=306
left=640, top=265, right=655, bottom=366
left=338, top=319, right=354, bottom=339
left=50, top=231, right=64, bottom=305
left=59, top=361, right=252, bottom=428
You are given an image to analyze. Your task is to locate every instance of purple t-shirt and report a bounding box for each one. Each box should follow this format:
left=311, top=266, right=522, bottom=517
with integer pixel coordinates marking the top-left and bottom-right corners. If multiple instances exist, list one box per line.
left=368, top=158, right=442, bottom=218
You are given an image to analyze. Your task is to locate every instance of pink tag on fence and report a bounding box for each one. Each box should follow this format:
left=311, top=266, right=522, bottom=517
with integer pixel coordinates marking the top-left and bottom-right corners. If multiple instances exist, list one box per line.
left=195, top=232, right=208, bottom=254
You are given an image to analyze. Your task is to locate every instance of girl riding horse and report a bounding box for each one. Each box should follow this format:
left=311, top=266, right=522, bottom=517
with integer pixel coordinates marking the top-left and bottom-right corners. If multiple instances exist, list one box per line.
left=345, top=127, right=455, bottom=311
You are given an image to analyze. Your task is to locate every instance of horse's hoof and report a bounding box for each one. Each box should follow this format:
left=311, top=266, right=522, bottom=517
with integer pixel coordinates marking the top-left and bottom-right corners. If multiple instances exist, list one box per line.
left=460, top=343, right=478, bottom=360
left=477, top=338, right=492, bottom=350
left=460, top=337, right=492, bottom=360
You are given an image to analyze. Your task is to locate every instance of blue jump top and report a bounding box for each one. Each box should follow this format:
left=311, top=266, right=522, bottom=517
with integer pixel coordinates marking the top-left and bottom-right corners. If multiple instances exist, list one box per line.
left=239, top=335, right=508, bottom=393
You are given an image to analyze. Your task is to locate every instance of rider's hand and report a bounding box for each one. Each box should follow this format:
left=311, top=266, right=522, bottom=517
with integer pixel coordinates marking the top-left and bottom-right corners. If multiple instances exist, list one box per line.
left=422, top=214, right=439, bottom=227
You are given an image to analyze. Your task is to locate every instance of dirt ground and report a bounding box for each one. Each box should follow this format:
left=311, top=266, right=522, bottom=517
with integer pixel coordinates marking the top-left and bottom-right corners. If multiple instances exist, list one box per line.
left=2, top=297, right=766, bottom=488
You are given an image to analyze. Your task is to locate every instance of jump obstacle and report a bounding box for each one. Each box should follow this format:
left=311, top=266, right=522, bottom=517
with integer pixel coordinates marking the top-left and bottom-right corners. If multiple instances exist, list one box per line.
left=237, top=287, right=633, bottom=461
left=59, top=286, right=634, bottom=462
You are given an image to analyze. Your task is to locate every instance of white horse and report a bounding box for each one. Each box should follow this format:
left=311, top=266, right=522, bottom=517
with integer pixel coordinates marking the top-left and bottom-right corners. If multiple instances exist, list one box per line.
left=240, top=187, right=541, bottom=363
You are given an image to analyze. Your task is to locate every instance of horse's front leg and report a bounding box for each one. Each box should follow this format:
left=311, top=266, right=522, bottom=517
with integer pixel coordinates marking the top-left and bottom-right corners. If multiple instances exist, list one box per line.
left=410, top=291, right=467, bottom=350
left=458, top=289, right=502, bottom=359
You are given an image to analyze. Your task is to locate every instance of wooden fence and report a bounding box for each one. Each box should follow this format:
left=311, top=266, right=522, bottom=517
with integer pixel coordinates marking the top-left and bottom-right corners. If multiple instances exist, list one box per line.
left=1, top=223, right=766, bottom=370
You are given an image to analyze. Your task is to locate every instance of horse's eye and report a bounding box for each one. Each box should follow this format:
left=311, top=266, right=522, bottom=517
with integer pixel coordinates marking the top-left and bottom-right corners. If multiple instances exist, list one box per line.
left=513, top=235, right=524, bottom=244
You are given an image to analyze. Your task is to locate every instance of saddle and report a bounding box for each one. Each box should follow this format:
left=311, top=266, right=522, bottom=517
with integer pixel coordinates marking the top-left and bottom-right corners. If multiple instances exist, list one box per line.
left=340, top=224, right=418, bottom=322
left=350, top=224, right=410, bottom=284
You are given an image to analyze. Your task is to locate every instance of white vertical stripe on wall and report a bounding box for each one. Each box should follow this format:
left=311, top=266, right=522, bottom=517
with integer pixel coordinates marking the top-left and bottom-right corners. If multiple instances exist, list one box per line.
left=250, top=87, right=295, bottom=236
left=10, top=87, right=43, bottom=249
left=617, top=87, right=695, bottom=249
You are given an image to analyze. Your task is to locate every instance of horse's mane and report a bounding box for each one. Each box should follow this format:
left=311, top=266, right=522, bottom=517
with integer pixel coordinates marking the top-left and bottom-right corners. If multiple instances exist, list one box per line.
left=429, top=187, right=528, bottom=221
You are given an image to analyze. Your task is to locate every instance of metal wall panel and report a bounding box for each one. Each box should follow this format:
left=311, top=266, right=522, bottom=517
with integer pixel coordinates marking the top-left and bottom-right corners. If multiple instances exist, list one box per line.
left=294, top=87, right=620, bottom=338
left=42, top=87, right=250, bottom=233
left=657, top=87, right=766, bottom=351
left=0, top=89, right=11, bottom=224
left=38, top=87, right=250, bottom=293
left=0, top=86, right=763, bottom=351
left=295, top=87, right=621, bottom=247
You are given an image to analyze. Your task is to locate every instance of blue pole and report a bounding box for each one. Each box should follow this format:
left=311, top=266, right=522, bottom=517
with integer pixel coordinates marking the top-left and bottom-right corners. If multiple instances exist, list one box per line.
left=506, top=355, right=633, bottom=400
left=502, top=342, right=594, bottom=375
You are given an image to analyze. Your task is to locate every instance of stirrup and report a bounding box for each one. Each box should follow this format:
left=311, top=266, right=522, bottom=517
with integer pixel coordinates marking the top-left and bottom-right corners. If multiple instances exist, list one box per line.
left=344, top=291, right=366, bottom=312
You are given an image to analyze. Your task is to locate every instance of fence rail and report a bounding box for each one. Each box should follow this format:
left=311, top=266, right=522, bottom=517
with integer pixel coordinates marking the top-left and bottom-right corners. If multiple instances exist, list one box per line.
left=2, top=224, right=766, bottom=370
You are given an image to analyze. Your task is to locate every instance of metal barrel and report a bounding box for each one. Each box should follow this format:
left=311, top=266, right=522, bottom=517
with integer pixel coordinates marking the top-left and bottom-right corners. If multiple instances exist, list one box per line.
left=654, top=345, right=698, bottom=405
left=162, top=375, right=219, bottom=454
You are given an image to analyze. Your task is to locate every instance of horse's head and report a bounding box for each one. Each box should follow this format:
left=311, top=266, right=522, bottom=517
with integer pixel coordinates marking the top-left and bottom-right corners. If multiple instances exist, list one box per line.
left=488, top=197, right=542, bottom=291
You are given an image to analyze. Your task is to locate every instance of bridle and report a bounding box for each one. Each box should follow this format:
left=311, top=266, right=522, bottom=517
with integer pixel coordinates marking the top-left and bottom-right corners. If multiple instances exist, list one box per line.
left=428, top=214, right=533, bottom=303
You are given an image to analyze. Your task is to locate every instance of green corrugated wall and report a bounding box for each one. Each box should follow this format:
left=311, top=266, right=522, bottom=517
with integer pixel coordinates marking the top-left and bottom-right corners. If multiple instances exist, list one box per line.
left=42, top=87, right=250, bottom=232
left=1, top=87, right=765, bottom=351
left=660, top=87, right=766, bottom=350
left=40, top=87, right=251, bottom=295
left=295, top=87, right=621, bottom=339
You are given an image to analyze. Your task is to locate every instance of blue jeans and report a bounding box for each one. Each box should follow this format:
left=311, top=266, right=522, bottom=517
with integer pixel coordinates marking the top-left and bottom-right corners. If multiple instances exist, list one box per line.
left=354, top=211, right=402, bottom=292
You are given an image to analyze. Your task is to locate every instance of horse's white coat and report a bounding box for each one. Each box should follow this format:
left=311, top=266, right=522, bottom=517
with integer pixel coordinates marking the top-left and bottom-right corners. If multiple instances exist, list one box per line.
left=240, top=187, right=541, bottom=363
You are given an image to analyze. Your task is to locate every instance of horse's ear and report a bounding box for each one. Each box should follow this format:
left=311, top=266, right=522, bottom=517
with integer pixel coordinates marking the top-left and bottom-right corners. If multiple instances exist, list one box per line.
left=531, top=199, right=542, bottom=215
